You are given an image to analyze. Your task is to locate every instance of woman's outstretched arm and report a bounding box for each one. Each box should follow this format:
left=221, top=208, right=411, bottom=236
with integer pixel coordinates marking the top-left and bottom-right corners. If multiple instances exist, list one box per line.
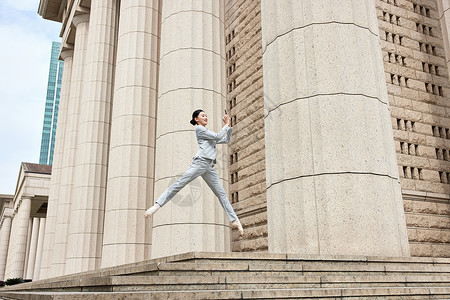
left=196, top=114, right=231, bottom=142
left=196, top=124, right=230, bottom=141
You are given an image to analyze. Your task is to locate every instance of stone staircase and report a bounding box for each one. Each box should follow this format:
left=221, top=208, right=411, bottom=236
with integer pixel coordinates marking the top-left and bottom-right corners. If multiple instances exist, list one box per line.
left=0, top=252, right=449, bottom=299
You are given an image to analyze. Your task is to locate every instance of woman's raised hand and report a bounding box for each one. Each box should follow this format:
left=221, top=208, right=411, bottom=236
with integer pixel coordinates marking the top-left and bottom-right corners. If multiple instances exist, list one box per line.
left=222, top=114, right=231, bottom=126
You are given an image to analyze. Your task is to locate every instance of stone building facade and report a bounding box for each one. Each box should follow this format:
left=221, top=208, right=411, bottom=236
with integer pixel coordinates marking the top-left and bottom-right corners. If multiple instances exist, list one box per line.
left=0, top=194, right=14, bottom=281
left=0, top=0, right=448, bottom=282
left=224, top=0, right=449, bottom=256
left=376, top=0, right=450, bottom=257
left=0, top=163, right=50, bottom=281
left=225, top=0, right=268, bottom=252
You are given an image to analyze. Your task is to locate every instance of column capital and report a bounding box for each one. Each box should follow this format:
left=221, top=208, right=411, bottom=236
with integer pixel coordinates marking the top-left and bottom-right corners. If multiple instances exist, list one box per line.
left=72, top=13, right=90, bottom=27
left=1, top=207, right=13, bottom=218
left=60, top=41, right=74, bottom=53
left=14, top=196, right=32, bottom=213
left=60, top=50, right=74, bottom=60
left=0, top=207, right=14, bottom=227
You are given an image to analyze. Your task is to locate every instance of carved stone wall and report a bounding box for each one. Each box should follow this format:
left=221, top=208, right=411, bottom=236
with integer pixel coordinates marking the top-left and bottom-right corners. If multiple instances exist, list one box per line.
left=376, top=0, right=450, bottom=257
left=225, top=0, right=449, bottom=256
left=225, top=0, right=268, bottom=252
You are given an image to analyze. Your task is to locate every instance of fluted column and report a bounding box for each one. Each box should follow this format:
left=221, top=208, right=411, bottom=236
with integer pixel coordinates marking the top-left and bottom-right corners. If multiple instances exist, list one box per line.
left=152, top=0, right=230, bottom=258
left=437, top=0, right=450, bottom=82
left=3, top=211, right=17, bottom=280
left=50, top=13, right=90, bottom=277
left=39, top=49, right=74, bottom=279
left=33, top=218, right=46, bottom=280
left=65, top=1, right=119, bottom=274
left=101, top=0, right=160, bottom=268
left=261, top=0, right=410, bottom=256
left=22, top=219, right=32, bottom=278
left=0, top=209, right=13, bottom=280
left=4, top=197, right=31, bottom=279
left=25, top=218, right=40, bottom=279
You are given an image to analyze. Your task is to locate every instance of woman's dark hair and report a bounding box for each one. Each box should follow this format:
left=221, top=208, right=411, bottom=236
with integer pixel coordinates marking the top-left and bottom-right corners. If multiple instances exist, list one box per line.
left=190, top=109, right=204, bottom=126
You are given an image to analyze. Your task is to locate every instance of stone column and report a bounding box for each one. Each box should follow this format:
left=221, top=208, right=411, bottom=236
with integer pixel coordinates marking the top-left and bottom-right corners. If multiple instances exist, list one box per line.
left=39, top=49, right=73, bottom=279
left=25, top=218, right=40, bottom=280
left=50, top=13, right=90, bottom=278
left=22, top=219, right=32, bottom=278
left=33, top=218, right=46, bottom=280
left=101, top=1, right=160, bottom=268
left=437, top=1, right=450, bottom=82
left=151, top=0, right=230, bottom=258
left=3, top=211, right=17, bottom=280
left=65, top=1, right=118, bottom=275
left=261, top=0, right=410, bottom=257
left=5, top=197, right=31, bottom=279
left=0, top=210, right=13, bottom=281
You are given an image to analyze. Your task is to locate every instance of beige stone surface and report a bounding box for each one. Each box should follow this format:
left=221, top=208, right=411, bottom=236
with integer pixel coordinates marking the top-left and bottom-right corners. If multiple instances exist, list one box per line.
left=1, top=164, right=50, bottom=280
left=261, top=0, right=409, bottom=256
left=403, top=190, right=449, bottom=257
left=377, top=0, right=450, bottom=257
left=65, top=1, right=118, bottom=275
left=224, top=0, right=450, bottom=255
left=40, top=51, right=72, bottom=280
left=267, top=174, right=410, bottom=256
left=25, top=218, right=40, bottom=279
left=28, top=0, right=449, bottom=279
left=152, top=0, right=230, bottom=258
left=50, top=13, right=90, bottom=278
left=22, top=219, right=32, bottom=278
left=437, top=0, right=450, bottom=84
left=225, top=0, right=268, bottom=251
left=1, top=251, right=450, bottom=298
left=33, top=218, right=45, bottom=280
left=0, top=209, right=12, bottom=280
left=102, top=1, right=160, bottom=268
left=4, top=197, right=31, bottom=279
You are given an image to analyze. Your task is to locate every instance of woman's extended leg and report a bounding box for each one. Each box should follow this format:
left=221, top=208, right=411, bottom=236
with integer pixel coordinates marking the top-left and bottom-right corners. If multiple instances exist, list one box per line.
left=145, top=162, right=205, bottom=218
left=201, top=166, right=243, bottom=235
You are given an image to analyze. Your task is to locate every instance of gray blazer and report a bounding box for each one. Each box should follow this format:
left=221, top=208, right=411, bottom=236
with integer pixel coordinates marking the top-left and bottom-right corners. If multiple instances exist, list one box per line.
left=194, top=125, right=232, bottom=160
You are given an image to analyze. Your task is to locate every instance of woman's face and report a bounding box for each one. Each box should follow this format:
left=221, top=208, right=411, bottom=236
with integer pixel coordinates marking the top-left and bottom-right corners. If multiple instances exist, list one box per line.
left=195, top=111, right=208, bottom=126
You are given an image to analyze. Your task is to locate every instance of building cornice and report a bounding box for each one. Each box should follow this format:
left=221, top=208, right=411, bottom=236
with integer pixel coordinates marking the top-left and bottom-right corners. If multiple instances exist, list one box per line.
left=402, top=189, right=450, bottom=203
left=38, top=0, right=66, bottom=23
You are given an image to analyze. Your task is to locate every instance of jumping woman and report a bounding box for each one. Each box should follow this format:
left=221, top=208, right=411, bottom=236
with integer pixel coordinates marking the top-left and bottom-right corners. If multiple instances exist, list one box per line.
left=144, top=109, right=244, bottom=235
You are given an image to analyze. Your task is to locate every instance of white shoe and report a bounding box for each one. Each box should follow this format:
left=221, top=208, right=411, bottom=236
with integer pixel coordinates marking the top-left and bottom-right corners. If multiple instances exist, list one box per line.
left=144, top=204, right=160, bottom=218
left=231, top=219, right=244, bottom=236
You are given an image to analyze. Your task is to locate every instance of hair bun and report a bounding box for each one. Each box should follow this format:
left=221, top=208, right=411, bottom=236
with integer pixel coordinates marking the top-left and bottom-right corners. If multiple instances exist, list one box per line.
left=190, top=109, right=203, bottom=126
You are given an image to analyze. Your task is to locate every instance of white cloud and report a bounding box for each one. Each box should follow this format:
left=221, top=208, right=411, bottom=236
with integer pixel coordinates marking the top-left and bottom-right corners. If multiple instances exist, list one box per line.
left=0, top=1, right=61, bottom=194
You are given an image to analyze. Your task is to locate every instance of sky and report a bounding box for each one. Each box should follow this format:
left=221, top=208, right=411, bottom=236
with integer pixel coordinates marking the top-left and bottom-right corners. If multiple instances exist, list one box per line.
left=0, top=0, right=62, bottom=194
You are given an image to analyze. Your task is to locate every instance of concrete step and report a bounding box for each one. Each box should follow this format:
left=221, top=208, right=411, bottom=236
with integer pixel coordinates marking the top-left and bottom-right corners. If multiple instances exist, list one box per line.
left=13, top=252, right=449, bottom=282
left=2, top=274, right=449, bottom=293
left=110, top=274, right=450, bottom=291
left=6, top=263, right=450, bottom=292
left=1, top=252, right=449, bottom=299
left=116, top=260, right=450, bottom=277
left=1, top=286, right=450, bottom=299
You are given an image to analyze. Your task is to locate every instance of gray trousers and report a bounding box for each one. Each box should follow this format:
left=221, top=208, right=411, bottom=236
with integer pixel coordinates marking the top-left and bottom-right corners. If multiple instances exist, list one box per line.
left=156, top=157, right=238, bottom=222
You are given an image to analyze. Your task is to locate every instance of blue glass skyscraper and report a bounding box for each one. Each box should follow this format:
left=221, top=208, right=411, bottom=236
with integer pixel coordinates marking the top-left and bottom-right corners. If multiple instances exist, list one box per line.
left=39, top=41, right=64, bottom=165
